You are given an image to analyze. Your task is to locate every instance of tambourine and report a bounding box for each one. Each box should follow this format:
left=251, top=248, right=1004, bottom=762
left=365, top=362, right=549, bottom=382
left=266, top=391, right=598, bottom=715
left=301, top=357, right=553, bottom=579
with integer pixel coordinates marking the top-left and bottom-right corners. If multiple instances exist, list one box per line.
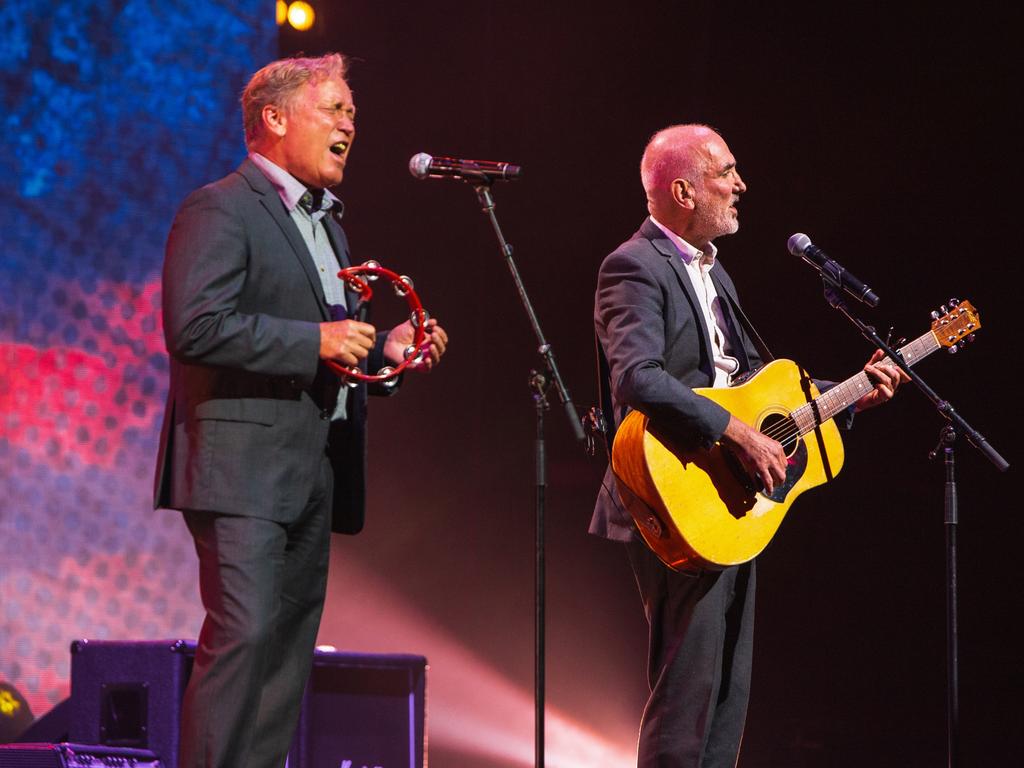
left=325, top=260, right=432, bottom=388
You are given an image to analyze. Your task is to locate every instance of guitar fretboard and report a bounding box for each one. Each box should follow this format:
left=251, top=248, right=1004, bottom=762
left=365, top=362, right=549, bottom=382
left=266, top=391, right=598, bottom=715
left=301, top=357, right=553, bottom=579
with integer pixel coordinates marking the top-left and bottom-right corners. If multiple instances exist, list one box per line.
left=791, top=330, right=938, bottom=434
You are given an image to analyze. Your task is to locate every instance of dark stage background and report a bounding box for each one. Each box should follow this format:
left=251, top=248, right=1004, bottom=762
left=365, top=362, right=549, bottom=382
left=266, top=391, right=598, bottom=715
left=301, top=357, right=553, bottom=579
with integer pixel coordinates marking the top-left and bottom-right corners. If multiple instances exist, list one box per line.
left=291, top=2, right=1022, bottom=765
left=2, top=2, right=1021, bottom=766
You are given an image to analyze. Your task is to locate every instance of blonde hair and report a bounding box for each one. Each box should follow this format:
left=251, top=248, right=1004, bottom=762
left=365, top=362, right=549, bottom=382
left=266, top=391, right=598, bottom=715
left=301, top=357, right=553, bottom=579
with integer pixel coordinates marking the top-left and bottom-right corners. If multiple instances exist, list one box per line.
left=241, top=53, right=349, bottom=147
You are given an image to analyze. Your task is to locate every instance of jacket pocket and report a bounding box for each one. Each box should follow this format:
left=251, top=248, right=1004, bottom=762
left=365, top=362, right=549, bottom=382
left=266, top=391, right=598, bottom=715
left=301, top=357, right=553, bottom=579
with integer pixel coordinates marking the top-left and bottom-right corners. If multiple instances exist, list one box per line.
left=193, top=398, right=277, bottom=425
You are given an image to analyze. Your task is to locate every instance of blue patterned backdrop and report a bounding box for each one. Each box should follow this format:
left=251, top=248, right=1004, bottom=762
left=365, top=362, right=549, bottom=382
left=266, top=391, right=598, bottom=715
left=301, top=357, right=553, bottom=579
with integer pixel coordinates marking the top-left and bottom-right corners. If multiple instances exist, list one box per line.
left=0, top=0, right=274, bottom=719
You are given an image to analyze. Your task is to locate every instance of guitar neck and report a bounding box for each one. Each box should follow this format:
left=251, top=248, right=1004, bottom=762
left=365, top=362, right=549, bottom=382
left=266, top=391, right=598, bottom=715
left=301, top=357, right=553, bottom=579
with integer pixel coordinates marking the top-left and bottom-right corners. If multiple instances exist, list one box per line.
left=794, top=330, right=938, bottom=432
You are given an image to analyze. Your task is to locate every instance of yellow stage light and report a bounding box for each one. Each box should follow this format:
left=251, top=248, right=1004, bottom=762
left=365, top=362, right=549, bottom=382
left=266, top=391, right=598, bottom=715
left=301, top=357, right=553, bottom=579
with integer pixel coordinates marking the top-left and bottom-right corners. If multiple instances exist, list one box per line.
left=276, top=0, right=287, bottom=26
left=287, top=1, right=315, bottom=31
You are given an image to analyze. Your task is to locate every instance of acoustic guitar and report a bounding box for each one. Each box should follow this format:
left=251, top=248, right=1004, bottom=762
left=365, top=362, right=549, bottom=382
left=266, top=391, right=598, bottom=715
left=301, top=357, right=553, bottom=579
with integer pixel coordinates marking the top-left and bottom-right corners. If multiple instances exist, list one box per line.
left=611, top=301, right=980, bottom=571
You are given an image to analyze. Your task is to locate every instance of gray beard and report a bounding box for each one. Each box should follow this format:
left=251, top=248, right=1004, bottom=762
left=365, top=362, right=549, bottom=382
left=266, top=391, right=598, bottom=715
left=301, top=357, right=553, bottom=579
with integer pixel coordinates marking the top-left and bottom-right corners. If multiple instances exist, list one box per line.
left=691, top=210, right=739, bottom=246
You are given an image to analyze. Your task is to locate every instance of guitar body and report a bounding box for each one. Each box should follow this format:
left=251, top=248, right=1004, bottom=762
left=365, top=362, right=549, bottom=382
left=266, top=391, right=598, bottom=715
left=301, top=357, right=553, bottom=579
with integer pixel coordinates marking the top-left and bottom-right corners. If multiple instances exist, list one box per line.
left=611, top=359, right=845, bottom=571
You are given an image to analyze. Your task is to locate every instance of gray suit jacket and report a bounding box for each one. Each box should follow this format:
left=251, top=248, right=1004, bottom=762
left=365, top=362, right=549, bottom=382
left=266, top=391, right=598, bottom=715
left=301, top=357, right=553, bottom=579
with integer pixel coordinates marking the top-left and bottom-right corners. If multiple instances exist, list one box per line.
left=591, top=218, right=768, bottom=541
left=154, top=158, right=392, bottom=534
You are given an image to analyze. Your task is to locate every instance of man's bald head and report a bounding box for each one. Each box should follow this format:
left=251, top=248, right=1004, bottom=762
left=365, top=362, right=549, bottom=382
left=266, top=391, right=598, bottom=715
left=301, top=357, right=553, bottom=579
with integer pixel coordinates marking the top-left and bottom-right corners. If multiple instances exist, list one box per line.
left=640, top=124, right=719, bottom=213
left=639, top=124, right=746, bottom=248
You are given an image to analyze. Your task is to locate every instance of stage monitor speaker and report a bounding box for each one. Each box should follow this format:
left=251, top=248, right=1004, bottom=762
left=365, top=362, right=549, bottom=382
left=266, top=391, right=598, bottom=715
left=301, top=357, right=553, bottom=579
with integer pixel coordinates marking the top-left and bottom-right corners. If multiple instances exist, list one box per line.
left=0, top=743, right=160, bottom=767
left=67, top=641, right=426, bottom=767
left=68, top=639, right=194, bottom=768
left=288, top=650, right=427, bottom=768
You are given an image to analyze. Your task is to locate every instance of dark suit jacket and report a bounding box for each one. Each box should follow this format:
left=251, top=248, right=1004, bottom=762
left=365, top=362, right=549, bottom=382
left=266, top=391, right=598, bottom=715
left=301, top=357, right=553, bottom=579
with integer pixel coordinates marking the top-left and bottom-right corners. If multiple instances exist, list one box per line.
left=153, top=158, right=392, bottom=534
left=591, top=218, right=768, bottom=541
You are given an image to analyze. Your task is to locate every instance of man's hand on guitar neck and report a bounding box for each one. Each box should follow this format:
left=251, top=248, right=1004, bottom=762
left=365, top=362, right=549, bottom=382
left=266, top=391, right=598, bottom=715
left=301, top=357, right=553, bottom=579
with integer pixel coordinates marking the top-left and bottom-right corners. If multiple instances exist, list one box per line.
left=853, top=349, right=909, bottom=412
left=721, top=416, right=788, bottom=495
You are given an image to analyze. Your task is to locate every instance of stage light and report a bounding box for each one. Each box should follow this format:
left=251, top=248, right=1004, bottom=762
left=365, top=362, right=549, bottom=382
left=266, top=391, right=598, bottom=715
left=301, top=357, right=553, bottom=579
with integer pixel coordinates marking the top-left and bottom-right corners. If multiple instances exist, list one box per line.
left=286, top=1, right=315, bottom=31
left=276, top=0, right=287, bottom=26
left=320, top=554, right=638, bottom=766
left=0, top=682, right=33, bottom=742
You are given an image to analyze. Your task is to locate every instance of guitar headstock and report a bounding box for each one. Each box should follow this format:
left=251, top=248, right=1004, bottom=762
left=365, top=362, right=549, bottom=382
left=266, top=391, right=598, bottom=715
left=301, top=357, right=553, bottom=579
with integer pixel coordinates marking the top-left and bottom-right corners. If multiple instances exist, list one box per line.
left=931, top=298, right=981, bottom=353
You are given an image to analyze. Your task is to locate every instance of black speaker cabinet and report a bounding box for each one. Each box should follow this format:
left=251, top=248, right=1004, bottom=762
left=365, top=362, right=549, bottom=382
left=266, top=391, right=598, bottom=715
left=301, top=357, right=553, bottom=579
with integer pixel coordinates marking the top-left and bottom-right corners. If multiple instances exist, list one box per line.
left=0, top=743, right=160, bottom=768
left=67, top=641, right=426, bottom=768
left=68, top=640, right=193, bottom=768
left=289, top=651, right=427, bottom=768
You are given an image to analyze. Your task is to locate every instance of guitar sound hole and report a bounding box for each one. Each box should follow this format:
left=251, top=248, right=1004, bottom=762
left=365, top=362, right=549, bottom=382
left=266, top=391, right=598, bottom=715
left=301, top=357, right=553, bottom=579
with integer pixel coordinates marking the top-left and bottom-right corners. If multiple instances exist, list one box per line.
left=759, top=412, right=800, bottom=457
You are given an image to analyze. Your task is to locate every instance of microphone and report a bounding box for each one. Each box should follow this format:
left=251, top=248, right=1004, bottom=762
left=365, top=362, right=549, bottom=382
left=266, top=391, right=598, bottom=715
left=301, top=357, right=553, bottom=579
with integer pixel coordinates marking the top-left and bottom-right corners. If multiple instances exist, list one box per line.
left=787, top=233, right=880, bottom=307
left=409, top=152, right=522, bottom=183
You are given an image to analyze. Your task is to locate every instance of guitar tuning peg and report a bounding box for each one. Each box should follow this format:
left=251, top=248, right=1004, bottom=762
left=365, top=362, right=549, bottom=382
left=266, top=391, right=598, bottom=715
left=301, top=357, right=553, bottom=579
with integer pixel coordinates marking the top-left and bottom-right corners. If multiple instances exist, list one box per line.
left=940, top=304, right=949, bottom=315
left=948, top=297, right=960, bottom=307
left=930, top=310, right=941, bottom=320
left=947, top=343, right=959, bottom=354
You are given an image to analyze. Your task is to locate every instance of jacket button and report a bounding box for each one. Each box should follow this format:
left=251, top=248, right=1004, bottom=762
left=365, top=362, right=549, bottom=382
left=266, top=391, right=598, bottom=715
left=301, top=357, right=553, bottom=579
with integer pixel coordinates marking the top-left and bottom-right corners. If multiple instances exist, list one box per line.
left=319, top=409, right=330, bottom=420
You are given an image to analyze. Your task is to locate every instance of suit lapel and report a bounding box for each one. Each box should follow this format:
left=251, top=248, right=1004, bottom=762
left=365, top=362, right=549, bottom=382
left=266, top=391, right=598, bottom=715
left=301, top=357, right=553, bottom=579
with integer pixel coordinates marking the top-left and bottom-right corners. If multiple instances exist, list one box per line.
left=237, top=159, right=331, bottom=321
left=640, top=219, right=718, bottom=382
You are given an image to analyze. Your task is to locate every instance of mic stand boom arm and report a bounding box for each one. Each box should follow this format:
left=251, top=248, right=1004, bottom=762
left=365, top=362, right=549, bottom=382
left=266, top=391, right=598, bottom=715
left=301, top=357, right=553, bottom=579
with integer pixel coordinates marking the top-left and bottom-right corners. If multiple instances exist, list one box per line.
left=473, top=183, right=586, bottom=443
left=821, top=281, right=1006, bottom=471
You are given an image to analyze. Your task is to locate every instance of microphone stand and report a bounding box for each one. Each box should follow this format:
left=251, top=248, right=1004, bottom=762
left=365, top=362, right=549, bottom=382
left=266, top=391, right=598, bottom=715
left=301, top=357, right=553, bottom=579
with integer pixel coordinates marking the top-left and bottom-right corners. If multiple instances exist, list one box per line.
left=818, top=279, right=1008, bottom=768
left=469, top=180, right=586, bottom=768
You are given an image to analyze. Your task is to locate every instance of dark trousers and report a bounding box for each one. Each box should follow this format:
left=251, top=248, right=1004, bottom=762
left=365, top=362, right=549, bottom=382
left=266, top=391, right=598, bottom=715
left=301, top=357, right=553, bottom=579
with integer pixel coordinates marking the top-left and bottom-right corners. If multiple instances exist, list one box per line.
left=178, top=456, right=333, bottom=768
left=627, top=539, right=756, bottom=768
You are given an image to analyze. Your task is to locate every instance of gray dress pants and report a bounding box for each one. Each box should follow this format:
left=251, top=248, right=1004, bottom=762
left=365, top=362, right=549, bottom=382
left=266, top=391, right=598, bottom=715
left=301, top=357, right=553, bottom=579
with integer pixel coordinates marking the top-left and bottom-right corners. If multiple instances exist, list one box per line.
left=178, top=455, right=333, bottom=768
left=627, top=539, right=756, bottom=768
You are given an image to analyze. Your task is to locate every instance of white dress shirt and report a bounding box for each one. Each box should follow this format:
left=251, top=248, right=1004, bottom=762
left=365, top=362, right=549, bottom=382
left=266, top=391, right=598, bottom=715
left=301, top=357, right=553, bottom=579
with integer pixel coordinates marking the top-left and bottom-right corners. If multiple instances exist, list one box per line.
left=651, top=216, right=740, bottom=388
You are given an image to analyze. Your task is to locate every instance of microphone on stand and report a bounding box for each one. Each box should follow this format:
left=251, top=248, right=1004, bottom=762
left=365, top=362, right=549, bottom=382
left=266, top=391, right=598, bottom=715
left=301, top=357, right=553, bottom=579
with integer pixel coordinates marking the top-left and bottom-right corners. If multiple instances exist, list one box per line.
left=409, top=152, right=522, bottom=183
left=787, top=232, right=880, bottom=307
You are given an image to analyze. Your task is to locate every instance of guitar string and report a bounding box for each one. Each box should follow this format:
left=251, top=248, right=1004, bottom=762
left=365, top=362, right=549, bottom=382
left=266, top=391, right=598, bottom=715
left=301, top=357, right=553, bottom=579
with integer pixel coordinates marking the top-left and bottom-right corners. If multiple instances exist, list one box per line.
left=756, top=370, right=889, bottom=444
left=710, top=326, right=968, bottom=470
left=724, top=324, right=958, bottom=446
left=761, top=420, right=798, bottom=442
left=757, top=370, right=874, bottom=443
left=760, top=402, right=837, bottom=444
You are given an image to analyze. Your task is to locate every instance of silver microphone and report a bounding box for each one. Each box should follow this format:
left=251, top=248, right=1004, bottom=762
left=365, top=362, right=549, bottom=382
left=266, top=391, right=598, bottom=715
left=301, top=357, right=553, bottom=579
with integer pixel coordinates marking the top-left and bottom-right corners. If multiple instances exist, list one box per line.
left=408, top=152, right=522, bottom=182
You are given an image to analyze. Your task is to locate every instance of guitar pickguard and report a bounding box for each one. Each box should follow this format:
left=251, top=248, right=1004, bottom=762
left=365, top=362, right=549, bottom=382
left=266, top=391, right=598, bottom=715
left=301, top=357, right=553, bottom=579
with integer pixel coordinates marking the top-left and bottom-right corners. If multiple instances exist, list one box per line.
left=720, top=437, right=808, bottom=506
left=769, top=439, right=807, bottom=503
